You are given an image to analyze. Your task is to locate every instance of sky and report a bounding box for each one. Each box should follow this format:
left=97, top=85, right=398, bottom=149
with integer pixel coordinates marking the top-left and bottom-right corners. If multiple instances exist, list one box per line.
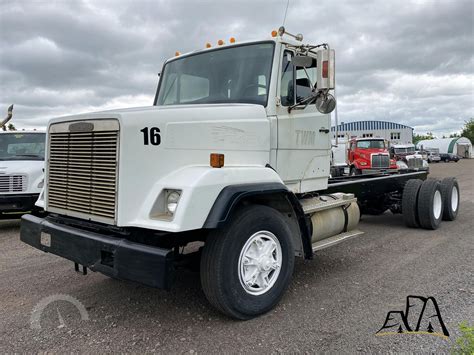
left=0, top=0, right=473, bottom=136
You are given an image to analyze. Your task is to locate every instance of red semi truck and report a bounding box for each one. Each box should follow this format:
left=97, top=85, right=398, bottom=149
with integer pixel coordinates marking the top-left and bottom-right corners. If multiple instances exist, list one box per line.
left=347, top=137, right=398, bottom=175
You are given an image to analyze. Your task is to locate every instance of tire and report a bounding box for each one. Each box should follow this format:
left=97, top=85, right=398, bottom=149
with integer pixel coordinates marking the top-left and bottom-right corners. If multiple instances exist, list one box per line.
left=402, top=179, right=423, bottom=228
left=445, top=158, right=449, bottom=163
left=417, top=179, right=443, bottom=230
left=200, top=205, right=295, bottom=319
left=440, top=177, right=460, bottom=221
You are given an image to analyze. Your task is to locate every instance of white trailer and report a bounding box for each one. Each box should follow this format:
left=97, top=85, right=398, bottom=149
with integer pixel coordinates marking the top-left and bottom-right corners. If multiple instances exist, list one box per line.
left=20, top=29, right=461, bottom=319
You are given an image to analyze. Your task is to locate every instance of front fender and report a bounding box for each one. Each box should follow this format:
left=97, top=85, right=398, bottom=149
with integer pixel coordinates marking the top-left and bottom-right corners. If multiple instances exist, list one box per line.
left=125, top=166, right=284, bottom=232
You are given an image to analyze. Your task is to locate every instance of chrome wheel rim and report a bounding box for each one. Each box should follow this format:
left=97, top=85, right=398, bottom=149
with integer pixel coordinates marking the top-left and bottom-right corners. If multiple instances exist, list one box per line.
left=451, top=186, right=459, bottom=212
left=238, top=231, right=282, bottom=295
left=433, top=190, right=442, bottom=219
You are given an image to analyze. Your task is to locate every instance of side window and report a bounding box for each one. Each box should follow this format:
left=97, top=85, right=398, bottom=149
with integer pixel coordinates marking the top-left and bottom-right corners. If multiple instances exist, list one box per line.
left=280, top=51, right=294, bottom=106
left=295, top=58, right=316, bottom=101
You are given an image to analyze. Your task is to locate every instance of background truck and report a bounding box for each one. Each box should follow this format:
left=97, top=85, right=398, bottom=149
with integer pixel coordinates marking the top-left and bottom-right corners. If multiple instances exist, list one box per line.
left=0, top=106, right=46, bottom=218
left=389, top=143, right=428, bottom=171
left=20, top=28, right=461, bottom=319
left=346, top=137, right=397, bottom=175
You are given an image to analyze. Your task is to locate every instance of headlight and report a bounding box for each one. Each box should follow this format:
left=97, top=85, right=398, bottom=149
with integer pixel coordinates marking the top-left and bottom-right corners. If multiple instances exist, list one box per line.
left=360, top=161, right=367, bottom=166
left=37, top=179, right=44, bottom=188
left=166, top=190, right=181, bottom=214
left=422, top=160, right=429, bottom=168
left=396, top=161, right=408, bottom=170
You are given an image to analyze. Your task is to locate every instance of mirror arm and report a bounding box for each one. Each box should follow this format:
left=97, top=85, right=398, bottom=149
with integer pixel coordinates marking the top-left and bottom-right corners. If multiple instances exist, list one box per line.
left=288, top=92, right=316, bottom=113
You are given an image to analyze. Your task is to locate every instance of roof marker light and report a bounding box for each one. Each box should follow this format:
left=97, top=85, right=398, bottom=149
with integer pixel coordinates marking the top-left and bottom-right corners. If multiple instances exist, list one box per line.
left=175, top=51, right=181, bottom=56
left=229, top=37, right=236, bottom=43
left=217, top=39, right=224, bottom=45
left=206, top=42, right=212, bottom=48
left=271, top=30, right=278, bottom=37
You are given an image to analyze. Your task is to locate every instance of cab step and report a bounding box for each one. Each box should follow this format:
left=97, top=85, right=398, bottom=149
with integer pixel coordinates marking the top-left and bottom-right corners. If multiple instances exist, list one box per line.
left=312, top=229, right=364, bottom=252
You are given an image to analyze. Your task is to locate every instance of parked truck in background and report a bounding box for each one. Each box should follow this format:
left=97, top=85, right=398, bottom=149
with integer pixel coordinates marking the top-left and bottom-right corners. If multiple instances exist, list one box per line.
left=346, top=137, right=398, bottom=175
left=389, top=143, right=428, bottom=171
left=20, top=29, right=461, bottom=319
left=0, top=106, right=46, bottom=219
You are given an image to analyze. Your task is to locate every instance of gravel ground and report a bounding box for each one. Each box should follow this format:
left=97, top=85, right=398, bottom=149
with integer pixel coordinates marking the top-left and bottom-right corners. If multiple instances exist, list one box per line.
left=0, top=160, right=473, bottom=353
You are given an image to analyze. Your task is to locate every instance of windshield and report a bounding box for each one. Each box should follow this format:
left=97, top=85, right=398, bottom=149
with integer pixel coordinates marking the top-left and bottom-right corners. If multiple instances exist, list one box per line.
left=356, top=140, right=385, bottom=149
left=156, top=42, right=274, bottom=107
left=0, top=133, right=46, bottom=161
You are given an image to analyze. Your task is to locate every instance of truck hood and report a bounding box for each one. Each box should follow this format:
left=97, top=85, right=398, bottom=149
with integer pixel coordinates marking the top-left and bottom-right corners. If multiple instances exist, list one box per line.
left=44, top=103, right=271, bottom=226
left=0, top=160, right=44, bottom=174
left=0, top=160, right=44, bottom=195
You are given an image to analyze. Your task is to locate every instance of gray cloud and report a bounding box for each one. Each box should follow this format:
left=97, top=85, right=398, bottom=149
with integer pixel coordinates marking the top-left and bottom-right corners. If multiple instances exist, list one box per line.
left=0, top=0, right=473, bottom=136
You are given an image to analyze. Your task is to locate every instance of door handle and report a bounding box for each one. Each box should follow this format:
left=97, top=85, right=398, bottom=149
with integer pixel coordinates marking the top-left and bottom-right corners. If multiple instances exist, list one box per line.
left=319, top=128, right=330, bottom=133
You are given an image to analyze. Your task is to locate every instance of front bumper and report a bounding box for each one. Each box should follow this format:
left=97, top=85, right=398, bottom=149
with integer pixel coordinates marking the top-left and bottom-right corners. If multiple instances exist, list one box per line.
left=0, top=193, right=40, bottom=215
left=20, top=214, right=175, bottom=289
left=361, top=168, right=398, bottom=175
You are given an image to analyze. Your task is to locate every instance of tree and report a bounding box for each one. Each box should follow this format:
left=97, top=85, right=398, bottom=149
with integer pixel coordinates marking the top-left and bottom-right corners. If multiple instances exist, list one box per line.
left=460, top=118, right=474, bottom=143
left=413, top=132, right=435, bottom=145
left=7, top=123, right=16, bottom=131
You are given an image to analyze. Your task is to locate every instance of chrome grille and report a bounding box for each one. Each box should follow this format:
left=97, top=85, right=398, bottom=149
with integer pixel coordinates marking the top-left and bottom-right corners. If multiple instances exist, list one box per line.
left=47, top=120, right=119, bottom=223
left=407, top=157, right=423, bottom=169
left=0, top=175, right=27, bottom=192
left=371, top=154, right=390, bottom=168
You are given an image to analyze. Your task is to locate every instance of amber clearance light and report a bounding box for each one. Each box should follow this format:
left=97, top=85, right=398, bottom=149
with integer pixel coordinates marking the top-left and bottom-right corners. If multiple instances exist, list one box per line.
left=210, top=153, right=225, bottom=168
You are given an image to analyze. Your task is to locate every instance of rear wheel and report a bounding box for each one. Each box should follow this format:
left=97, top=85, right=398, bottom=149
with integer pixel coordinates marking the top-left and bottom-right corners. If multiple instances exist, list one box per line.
left=417, top=179, right=443, bottom=230
left=402, top=179, right=423, bottom=228
left=440, top=177, right=460, bottom=221
left=200, top=205, right=294, bottom=319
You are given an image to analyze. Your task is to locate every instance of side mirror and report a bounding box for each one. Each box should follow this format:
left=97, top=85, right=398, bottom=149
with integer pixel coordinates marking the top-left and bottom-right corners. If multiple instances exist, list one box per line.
left=292, top=55, right=313, bottom=68
left=315, top=93, right=336, bottom=114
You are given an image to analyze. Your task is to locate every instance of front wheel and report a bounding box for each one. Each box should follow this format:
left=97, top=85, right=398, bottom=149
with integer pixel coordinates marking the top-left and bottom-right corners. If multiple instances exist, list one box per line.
left=200, top=205, right=295, bottom=319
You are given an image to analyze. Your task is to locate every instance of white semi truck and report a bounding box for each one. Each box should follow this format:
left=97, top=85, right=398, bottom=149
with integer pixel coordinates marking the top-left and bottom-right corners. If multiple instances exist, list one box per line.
left=20, top=29, right=461, bottom=319
left=0, top=106, right=46, bottom=218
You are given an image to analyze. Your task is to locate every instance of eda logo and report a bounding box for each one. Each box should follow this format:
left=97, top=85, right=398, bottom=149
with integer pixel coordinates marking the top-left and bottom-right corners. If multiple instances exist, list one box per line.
left=376, top=295, right=449, bottom=339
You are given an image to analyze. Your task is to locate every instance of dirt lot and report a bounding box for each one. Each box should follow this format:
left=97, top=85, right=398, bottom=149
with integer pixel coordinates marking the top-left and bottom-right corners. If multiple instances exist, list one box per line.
left=0, top=160, right=473, bottom=353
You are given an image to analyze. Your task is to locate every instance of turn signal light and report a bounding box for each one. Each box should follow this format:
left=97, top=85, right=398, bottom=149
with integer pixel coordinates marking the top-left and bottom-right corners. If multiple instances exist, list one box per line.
left=271, top=30, right=278, bottom=37
left=210, top=153, right=225, bottom=168
left=229, top=37, right=236, bottom=43
left=217, top=39, right=224, bottom=45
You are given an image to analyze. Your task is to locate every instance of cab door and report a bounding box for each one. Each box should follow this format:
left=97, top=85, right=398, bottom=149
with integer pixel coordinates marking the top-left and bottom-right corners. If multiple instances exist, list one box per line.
left=275, top=49, right=331, bottom=193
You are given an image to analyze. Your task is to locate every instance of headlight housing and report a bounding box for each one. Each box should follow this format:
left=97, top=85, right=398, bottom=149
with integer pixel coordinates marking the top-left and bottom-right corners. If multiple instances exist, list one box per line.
left=166, top=190, right=181, bottom=214
left=396, top=161, right=408, bottom=170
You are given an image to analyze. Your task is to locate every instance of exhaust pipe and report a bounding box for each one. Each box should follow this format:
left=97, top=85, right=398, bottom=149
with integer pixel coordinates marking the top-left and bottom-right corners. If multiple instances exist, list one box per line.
left=1, top=104, right=14, bottom=131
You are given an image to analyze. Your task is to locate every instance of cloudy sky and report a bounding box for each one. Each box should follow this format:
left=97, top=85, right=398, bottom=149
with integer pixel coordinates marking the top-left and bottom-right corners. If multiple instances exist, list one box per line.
left=0, top=0, right=473, bottom=136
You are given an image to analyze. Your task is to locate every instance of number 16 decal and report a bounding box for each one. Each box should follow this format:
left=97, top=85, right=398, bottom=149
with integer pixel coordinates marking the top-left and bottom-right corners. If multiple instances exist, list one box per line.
left=141, top=127, right=161, bottom=146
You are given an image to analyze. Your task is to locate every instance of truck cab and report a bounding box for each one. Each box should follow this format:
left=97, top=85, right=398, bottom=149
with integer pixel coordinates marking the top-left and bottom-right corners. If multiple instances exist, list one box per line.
left=20, top=29, right=458, bottom=320
left=0, top=131, right=45, bottom=218
left=390, top=143, right=428, bottom=171
left=347, top=137, right=397, bottom=175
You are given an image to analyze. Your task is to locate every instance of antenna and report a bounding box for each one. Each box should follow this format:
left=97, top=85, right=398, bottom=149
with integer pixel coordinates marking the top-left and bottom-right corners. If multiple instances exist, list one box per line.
left=282, top=0, right=290, bottom=27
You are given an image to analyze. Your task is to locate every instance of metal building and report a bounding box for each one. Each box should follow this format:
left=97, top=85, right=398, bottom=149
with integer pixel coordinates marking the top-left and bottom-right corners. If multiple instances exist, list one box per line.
left=331, top=121, right=413, bottom=144
left=416, top=137, right=472, bottom=158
